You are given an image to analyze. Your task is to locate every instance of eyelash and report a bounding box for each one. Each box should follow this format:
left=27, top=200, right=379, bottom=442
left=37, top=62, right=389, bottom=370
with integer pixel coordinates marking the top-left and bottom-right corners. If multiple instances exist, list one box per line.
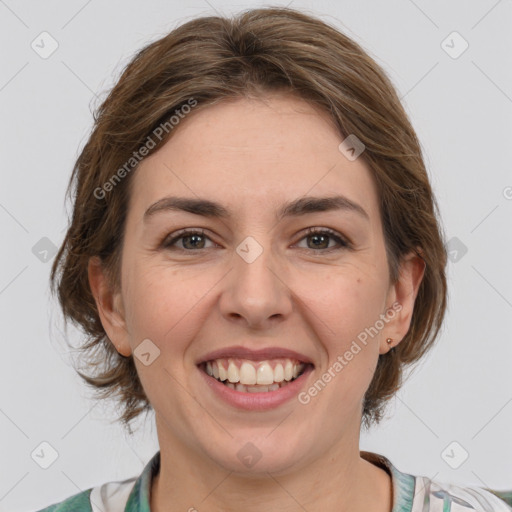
left=161, top=227, right=351, bottom=253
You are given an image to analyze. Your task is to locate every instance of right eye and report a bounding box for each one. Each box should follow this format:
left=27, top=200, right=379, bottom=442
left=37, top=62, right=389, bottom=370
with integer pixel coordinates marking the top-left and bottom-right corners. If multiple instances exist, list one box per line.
left=161, top=228, right=221, bottom=252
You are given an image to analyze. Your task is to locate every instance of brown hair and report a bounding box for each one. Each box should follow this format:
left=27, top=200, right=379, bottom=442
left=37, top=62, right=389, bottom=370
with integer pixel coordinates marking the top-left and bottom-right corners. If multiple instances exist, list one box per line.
left=50, top=6, right=447, bottom=433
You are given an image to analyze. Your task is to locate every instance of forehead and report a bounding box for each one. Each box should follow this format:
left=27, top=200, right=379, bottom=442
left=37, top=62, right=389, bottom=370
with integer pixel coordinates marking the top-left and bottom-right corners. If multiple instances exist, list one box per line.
left=128, top=94, right=380, bottom=223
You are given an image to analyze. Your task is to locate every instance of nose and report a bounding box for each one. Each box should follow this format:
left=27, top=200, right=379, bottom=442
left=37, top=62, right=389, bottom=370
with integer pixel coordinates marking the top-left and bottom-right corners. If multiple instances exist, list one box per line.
left=219, top=237, right=293, bottom=330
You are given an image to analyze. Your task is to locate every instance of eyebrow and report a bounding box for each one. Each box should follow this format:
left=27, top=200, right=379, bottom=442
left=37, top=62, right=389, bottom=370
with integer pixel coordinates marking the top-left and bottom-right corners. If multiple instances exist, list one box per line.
left=143, top=195, right=370, bottom=222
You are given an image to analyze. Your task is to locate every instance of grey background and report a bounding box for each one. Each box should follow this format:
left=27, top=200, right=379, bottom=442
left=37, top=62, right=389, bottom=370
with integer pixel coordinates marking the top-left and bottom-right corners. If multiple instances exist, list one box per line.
left=0, top=0, right=511, bottom=510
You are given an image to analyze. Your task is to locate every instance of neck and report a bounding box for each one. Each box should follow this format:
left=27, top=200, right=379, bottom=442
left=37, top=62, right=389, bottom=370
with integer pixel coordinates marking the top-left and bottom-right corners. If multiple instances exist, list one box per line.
left=150, top=424, right=392, bottom=512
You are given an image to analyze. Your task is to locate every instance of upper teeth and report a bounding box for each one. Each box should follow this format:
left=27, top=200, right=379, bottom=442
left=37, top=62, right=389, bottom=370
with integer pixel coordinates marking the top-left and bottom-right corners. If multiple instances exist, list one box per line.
left=205, top=358, right=306, bottom=385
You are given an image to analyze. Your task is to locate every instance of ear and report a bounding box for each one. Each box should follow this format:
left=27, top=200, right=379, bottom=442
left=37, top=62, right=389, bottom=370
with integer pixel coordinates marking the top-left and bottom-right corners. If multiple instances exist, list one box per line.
left=87, top=256, right=132, bottom=357
left=379, top=250, right=426, bottom=355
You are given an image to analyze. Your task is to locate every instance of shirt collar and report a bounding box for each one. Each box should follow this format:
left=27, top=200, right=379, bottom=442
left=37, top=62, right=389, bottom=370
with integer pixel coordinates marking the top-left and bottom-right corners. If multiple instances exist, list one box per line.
left=361, top=450, right=415, bottom=512
left=124, top=450, right=160, bottom=511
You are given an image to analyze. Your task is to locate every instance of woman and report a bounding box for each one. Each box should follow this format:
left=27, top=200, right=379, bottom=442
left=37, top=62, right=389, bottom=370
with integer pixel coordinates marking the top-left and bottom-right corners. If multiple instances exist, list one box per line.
left=36, top=6, right=512, bottom=512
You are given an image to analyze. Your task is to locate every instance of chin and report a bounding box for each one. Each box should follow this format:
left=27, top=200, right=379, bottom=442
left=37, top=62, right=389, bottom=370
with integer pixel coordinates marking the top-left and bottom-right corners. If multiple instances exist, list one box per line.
left=202, top=433, right=311, bottom=476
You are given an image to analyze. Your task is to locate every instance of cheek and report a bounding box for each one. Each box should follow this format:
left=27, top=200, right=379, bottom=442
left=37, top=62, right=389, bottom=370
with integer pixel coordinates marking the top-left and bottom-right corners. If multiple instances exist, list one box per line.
left=305, top=268, right=387, bottom=342
left=121, top=258, right=220, bottom=347
left=296, top=265, right=386, bottom=398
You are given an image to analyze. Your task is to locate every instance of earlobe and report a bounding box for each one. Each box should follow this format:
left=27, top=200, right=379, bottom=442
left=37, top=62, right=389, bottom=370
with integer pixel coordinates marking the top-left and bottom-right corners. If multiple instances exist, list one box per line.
left=380, top=250, right=426, bottom=354
left=87, top=256, right=132, bottom=357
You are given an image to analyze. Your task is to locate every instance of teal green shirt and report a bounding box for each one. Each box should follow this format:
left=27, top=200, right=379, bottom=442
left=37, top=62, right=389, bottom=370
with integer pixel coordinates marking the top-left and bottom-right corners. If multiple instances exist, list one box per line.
left=35, top=450, right=512, bottom=511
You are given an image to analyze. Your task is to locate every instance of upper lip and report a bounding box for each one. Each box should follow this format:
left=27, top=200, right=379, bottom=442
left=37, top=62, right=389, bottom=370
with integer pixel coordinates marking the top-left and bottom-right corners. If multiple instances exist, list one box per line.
left=197, top=345, right=314, bottom=365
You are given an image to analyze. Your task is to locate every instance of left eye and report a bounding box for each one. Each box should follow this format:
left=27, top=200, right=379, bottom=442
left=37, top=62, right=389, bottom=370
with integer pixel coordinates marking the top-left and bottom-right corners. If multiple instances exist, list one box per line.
left=162, top=228, right=349, bottom=251
left=294, top=228, right=349, bottom=251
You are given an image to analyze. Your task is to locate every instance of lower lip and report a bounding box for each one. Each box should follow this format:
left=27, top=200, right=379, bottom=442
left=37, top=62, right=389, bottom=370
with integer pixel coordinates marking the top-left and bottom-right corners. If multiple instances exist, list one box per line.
left=198, top=364, right=314, bottom=411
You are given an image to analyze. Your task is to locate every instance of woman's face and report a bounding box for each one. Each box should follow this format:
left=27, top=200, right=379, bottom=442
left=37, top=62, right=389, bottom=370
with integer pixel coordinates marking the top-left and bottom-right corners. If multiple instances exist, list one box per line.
left=91, top=93, right=423, bottom=474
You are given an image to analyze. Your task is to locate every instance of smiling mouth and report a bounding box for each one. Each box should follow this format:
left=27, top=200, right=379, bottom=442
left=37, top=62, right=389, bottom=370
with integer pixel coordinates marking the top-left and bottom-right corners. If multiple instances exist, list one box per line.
left=199, top=357, right=313, bottom=393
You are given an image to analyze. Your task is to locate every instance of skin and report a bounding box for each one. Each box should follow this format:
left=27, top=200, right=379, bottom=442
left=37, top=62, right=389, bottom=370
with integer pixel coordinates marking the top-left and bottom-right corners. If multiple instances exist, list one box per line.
left=89, top=92, right=425, bottom=512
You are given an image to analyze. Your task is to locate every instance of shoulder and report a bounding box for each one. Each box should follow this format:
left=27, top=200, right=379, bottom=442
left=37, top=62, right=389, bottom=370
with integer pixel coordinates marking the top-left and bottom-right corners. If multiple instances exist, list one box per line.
left=33, top=488, right=93, bottom=511
left=361, top=451, right=512, bottom=512
left=33, top=476, right=137, bottom=512
left=411, top=474, right=512, bottom=511
left=33, top=450, right=159, bottom=512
